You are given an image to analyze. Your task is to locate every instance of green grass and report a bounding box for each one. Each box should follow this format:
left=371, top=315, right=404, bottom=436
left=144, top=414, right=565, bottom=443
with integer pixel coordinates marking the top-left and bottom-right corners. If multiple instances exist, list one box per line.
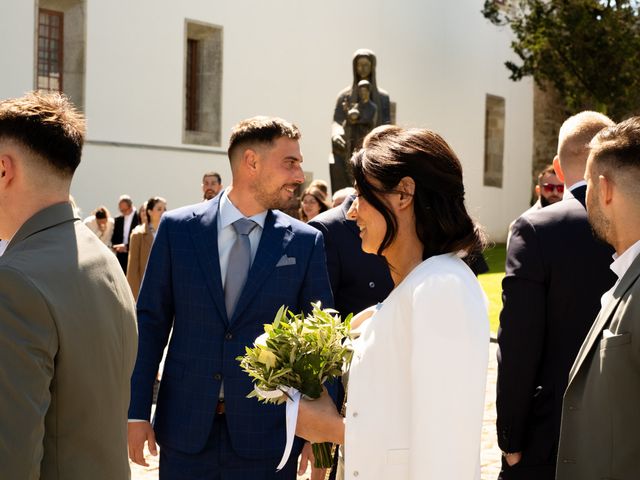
left=478, top=243, right=506, bottom=335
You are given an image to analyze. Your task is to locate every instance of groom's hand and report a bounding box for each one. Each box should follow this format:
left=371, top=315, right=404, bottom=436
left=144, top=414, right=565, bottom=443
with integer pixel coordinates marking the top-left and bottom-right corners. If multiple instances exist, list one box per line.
left=298, top=442, right=327, bottom=480
left=128, top=421, right=158, bottom=466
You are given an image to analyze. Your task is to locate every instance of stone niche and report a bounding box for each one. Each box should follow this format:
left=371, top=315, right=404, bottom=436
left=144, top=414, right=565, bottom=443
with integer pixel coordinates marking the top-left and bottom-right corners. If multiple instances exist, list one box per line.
left=183, top=20, right=223, bottom=147
left=483, top=94, right=505, bottom=188
left=37, top=0, right=86, bottom=110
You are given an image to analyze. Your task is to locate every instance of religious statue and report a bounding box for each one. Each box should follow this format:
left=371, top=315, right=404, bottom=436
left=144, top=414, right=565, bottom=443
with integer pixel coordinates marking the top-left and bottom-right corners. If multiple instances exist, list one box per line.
left=330, top=49, right=392, bottom=191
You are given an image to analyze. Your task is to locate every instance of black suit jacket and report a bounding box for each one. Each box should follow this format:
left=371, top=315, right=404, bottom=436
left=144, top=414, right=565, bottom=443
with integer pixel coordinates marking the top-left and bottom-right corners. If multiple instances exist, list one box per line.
left=112, top=212, right=140, bottom=273
left=496, top=186, right=616, bottom=476
left=308, top=196, right=393, bottom=318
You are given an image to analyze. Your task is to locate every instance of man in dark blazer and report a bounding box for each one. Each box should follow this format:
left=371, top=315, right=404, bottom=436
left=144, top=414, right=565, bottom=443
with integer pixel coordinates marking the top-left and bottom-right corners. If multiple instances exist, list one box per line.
left=128, top=116, right=333, bottom=479
left=0, top=92, right=138, bottom=479
left=308, top=194, right=393, bottom=319
left=496, top=111, right=617, bottom=479
left=557, top=117, right=640, bottom=479
left=112, top=194, right=140, bottom=273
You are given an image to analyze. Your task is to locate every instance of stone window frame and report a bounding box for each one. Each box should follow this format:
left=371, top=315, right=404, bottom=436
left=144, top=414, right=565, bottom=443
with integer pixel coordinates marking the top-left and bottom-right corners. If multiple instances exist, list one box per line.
left=183, top=20, right=223, bottom=147
left=483, top=94, right=506, bottom=188
left=37, top=8, right=64, bottom=92
left=35, top=0, right=86, bottom=110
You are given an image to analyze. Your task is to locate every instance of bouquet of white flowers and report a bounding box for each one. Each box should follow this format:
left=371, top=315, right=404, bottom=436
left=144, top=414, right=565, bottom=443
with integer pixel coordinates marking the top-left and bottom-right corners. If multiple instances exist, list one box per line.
left=237, top=302, right=352, bottom=469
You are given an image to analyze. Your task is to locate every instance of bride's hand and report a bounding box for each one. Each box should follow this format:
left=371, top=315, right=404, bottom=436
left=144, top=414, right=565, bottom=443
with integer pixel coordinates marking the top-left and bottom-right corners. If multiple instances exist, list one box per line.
left=296, top=388, right=345, bottom=445
left=351, top=304, right=378, bottom=330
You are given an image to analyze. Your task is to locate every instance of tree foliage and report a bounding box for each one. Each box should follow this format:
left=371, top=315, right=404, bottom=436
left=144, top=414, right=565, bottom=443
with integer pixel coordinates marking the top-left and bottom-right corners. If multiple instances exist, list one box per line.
left=482, top=0, right=640, bottom=119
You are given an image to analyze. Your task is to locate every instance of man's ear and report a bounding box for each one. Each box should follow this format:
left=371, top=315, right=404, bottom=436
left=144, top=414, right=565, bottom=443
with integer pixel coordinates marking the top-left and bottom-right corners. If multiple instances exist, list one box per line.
left=599, top=174, right=613, bottom=206
left=237, top=148, right=259, bottom=176
left=0, top=154, right=16, bottom=186
left=397, top=176, right=415, bottom=209
left=535, top=184, right=541, bottom=197
left=553, top=155, right=565, bottom=183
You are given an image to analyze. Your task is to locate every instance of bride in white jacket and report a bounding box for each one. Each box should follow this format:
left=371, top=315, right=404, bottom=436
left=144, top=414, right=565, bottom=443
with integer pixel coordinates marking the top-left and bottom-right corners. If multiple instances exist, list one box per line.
left=296, top=125, right=489, bottom=480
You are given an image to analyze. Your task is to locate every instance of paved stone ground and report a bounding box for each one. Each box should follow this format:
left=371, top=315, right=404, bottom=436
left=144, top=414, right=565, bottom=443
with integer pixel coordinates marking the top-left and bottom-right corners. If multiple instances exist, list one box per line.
left=131, top=342, right=501, bottom=480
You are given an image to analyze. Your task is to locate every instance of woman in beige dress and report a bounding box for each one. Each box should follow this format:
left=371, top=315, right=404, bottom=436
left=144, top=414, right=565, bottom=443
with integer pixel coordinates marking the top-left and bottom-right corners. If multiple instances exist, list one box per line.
left=127, top=196, right=166, bottom=300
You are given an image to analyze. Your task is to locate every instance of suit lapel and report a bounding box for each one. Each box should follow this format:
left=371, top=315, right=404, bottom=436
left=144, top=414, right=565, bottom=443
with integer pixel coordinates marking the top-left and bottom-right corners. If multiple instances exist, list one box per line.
left=569, top=251, right=640, bottom=382
left=187, top=198, right=228, bottom=324
left=231, top=210, right=293, bottom=323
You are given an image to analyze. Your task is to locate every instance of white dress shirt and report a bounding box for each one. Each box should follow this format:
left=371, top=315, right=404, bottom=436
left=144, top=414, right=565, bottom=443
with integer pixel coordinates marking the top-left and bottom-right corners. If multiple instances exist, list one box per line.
left=600, top=239, right=640, bottom=308
left=123, top=211, right=135, bottom=246
left=217, top=189, right=267, bottom=288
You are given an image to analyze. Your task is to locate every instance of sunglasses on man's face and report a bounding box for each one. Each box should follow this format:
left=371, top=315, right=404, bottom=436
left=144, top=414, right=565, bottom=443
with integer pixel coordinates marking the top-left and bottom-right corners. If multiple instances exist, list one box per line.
left=542, top=183, right=564, bottom=194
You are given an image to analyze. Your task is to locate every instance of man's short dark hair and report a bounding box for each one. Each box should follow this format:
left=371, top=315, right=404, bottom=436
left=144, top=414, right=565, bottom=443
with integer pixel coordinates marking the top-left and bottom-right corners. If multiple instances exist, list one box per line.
left=0, top=91, right=85, bottom=177
left=227, top=116, right=300, bottom=162
left=537, top=164, right=557, bottom=184
left=202, top=171, right=221, bottom=184
left=590, top=117, right=640, bottom=198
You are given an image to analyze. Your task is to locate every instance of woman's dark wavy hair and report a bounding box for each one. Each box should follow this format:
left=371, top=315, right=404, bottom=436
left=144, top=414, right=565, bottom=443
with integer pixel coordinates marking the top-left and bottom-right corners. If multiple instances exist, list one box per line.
left=350, top=125, right=484, bottom=259
left=145, top=196, right=166, bottom=223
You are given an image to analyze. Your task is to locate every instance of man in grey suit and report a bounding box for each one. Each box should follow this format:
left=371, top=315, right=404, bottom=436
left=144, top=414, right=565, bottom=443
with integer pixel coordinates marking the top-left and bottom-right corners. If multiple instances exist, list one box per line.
left=0, top=91, right=138, bottom=479
left=557, top=116, right=640, bottom=479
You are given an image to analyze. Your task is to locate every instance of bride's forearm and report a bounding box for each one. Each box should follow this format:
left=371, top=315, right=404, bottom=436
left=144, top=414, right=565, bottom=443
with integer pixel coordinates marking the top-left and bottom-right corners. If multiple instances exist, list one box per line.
left=296, top=392, right=345, bottom=445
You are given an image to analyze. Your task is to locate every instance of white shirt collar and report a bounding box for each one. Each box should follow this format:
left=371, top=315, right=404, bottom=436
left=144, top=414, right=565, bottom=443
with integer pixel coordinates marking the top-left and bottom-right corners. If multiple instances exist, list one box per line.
left=218, top=189, right=268, bottom=230
left=610, top=239, right=640, bottom=281
left=564, top=180, right=587, bottom=199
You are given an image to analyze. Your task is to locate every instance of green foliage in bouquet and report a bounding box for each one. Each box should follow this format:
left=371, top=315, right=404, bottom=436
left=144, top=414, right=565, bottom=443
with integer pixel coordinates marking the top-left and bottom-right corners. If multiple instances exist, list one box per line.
left=237, top=302, right=352, bottom=404
left=237, top=302, right=352, bottom=469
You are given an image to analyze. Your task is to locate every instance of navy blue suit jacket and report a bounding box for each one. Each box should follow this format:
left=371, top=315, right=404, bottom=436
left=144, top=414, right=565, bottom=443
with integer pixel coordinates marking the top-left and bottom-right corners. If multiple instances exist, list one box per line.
left=128, top=197, right=333, bottom=457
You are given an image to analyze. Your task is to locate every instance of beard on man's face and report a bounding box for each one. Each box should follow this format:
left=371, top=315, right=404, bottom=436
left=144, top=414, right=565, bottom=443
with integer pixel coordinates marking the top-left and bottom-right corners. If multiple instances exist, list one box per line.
left=587, top=197, right=612, bottom=246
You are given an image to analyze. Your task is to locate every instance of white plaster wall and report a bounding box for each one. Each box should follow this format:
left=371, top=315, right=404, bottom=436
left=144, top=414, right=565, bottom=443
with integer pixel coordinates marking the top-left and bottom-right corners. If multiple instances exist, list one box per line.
left=0, top=1, right=35, bottom=97
left=1, top=0, right=533, bottom=240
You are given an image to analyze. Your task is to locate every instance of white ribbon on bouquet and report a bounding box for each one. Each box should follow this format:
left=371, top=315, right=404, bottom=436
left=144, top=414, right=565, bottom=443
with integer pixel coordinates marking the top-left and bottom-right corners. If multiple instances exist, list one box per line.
left=254, top=385, right=301, bottom=471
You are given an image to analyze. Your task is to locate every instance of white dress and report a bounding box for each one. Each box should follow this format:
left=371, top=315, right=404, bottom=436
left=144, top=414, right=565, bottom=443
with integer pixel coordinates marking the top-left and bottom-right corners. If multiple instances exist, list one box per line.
left=343, top=253, right=489, bottom=479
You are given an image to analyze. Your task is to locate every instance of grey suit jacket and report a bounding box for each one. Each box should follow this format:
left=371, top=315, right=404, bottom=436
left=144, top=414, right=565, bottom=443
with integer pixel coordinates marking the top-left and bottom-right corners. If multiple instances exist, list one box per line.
left=0, top=203, right=138, bottom=480
left=557, top=250, right=640, bottom=480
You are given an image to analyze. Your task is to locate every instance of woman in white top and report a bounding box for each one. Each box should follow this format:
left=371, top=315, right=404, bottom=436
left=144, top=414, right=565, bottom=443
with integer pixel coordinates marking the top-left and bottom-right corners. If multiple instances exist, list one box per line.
left=296, top=125, right=489, bottom=480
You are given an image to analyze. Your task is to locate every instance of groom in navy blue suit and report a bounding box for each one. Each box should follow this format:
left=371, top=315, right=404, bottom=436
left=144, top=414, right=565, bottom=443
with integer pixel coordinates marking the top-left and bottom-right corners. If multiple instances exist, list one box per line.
left=128, top=116, right=333, bottom=479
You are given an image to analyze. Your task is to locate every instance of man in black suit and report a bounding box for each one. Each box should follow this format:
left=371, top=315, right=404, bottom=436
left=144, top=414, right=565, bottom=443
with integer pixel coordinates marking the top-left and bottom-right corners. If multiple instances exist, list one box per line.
left=496, top=111, right=617, bottom=480
left=111, top=194, right=140, bottom=274
left=308, top=195, right=393, bottom=319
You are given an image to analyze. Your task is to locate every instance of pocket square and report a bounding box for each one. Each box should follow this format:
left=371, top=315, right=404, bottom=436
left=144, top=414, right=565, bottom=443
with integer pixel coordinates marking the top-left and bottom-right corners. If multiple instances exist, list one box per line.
left=276, top=255, right=296, bottom=267
left=602, top=329, right=615, bottom=339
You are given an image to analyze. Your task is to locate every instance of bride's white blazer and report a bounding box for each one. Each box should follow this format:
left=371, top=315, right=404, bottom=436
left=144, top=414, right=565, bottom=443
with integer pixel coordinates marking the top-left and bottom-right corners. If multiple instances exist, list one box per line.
left=345, top=253, right=489, bottom=480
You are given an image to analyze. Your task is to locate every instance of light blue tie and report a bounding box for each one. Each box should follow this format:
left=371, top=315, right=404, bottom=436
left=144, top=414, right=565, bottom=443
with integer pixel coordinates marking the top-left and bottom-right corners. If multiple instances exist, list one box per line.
left=225, top=218, right=257, bottom=319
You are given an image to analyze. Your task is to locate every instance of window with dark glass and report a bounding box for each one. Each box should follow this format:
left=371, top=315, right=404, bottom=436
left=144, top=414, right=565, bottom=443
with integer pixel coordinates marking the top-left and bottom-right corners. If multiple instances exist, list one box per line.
left=186, top=39, right=200, bottom=132
left=37, top=9, right=64, bottom=92
left=183, top=21, right=222, bottom=146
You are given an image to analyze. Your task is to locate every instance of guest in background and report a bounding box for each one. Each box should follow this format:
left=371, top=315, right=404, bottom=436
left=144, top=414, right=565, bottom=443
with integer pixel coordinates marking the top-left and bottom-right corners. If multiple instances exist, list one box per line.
left=202, top=171, right=223, bottom=200
left=83, top=206, right=115, bottom=247
left=507, top=165, right=564, bottom=246
left=331, top=187, right=357, bottom=208
left=497, top=112, right=616, bottom=480
left=112, top=194, right=140, bottom=274
left=138, top=201, right=148, bottom=226
left=127, top=197, right=166, bottom=301
left=309, top=178, right=329, bottom=197
left=299, top=186, right=331, bottom=222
